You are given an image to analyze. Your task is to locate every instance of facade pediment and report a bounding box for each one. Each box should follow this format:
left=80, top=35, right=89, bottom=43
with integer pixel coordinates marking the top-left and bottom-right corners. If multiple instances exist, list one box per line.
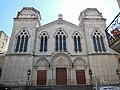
left=38, top=19, right=80, bottom=30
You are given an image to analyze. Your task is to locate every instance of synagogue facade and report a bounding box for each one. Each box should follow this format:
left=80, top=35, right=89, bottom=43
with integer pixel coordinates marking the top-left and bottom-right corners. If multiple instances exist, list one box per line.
left=1, top=7, right=119, bottom=85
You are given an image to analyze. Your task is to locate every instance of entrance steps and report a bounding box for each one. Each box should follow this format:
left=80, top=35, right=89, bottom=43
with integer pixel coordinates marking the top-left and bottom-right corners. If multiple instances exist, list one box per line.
left=32, top=85, right=92, bottom=90
left=0, top=84, right=93, bottom=90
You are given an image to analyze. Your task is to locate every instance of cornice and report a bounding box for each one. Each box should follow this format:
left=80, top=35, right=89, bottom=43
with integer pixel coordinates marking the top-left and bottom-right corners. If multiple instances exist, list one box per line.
left=88, top=53, right=119, bottom=55
left=14, top=18, right=38, bottom=21
left=6, top=53, right=34, bottom=56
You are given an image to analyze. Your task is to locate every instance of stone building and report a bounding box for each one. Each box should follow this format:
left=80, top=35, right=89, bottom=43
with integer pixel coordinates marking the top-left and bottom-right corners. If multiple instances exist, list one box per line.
left=0, top=31, right=9, bottom=79
left=0, top=31, right=9, bottom=53
left=1, top=7, right=119, bottom=85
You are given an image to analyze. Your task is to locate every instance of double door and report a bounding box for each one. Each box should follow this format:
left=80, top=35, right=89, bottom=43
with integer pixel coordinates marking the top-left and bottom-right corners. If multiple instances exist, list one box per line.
left=56, top=68, right=67, bottom=85
left=37, top=70, right=47, bottom=85
left=76, top=70, right=86, bottom=84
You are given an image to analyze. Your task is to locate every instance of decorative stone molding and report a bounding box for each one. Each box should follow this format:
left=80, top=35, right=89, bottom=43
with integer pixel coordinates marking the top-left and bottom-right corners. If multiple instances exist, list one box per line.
left=38, top=20, right=80, bottom=30
left=51, top=53, right=71, bottom=67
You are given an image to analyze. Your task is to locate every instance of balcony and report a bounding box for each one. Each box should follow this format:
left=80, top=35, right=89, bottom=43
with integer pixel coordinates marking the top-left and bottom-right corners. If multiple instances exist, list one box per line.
left=105, top=13, right=120, bottom=53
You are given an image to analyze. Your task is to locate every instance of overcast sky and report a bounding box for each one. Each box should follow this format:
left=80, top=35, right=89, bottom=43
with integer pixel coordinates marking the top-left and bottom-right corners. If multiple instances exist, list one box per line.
left=0, top=0, right=119, bottom=37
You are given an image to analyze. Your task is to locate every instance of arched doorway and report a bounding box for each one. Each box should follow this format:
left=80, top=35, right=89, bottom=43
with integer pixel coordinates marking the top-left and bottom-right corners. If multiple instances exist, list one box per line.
left=73, top=58, right=86, bottom=84
left=34, top=57, right=49, bottom=85
left=51, top=53, right=71, bottom=85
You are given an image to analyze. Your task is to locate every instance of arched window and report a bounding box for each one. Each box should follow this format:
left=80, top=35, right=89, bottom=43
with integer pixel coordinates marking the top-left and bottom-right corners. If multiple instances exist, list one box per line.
left=15, top=29, right=30, bottom=52
left=73, top=32, right=82, bottom=52
left=39, top=32, right=49, bottom=52
left=92, top=29, right=106, bottom=52
left=55, top=28, right=67, bottom=51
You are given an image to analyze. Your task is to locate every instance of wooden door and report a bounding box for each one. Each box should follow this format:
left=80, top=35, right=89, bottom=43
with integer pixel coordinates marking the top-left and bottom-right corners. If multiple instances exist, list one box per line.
left=37, top=70, right=47, bottom=85
left=76, top=70, right=86, bottom=84
left=56, top=68, right=67, bottom=85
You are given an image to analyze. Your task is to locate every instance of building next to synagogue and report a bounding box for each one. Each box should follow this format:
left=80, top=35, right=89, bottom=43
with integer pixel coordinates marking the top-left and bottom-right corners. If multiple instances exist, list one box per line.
left=0, top=31, right=9, bottom=79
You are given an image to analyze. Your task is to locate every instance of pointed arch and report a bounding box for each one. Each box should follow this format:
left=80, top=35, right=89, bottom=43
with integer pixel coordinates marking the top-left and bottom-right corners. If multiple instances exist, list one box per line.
left=15, top=28, right=30, bottom=52
left=73, top=57, right=86, bottom=67
left=51, top=53, right=71, bottom=67
left=39, top=31, right=49, bottom=52
left=91, top=29, right=106, bottom=52
left=54, top=28, right=67, bottom=51
left=34, top=57, right=49, bottom=68
left=72, top=31, right=82, bottom=52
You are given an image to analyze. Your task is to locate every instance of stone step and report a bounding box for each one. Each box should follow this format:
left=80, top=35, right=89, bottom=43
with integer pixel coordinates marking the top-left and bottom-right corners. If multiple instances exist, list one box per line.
left=29, top=85, right=92, bottom=90
left=0, top=85, right=93, bottom=90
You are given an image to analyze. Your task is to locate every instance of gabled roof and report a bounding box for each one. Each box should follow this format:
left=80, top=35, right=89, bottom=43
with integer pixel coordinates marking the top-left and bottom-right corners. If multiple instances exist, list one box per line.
left=38, top=19, right=81, bottom=30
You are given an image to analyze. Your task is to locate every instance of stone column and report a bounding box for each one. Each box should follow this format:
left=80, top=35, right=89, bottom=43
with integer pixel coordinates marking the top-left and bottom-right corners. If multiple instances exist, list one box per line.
left=51, top=66, right=55, bottom=85
left=67, top=67, right=71, bottom=85
left=46, top=66, right=50, bottom=85
left=71, top=66, right=77, bottom=85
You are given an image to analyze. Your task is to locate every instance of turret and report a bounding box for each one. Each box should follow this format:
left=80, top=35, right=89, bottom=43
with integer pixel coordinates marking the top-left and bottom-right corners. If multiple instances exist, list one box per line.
left=7, top=7, right=41, bottom=54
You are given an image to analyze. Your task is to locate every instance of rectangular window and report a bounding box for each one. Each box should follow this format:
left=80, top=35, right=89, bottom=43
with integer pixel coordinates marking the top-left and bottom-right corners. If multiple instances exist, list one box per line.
left=60, top=35, right=62, bottom=51
left=44, top=36, right=48, bottom=52
left=78, top=36, right=81, bottom=52
left=63, top=35, right=66, bottom=51
left=0, top=68, right=2, bottom=78
left=19, top=36, right=24, bottom=52
left=55, top=35, right=58, bottom=51
left=100, top=35, right=106, bottom=52
left=74, top=36, right=77, bottom=52
left=97, top=36, right=102, bottom=52
left=93, top=36, right=98, bottom=52
left=40, top=36, right=43, bottom=52
left=23, top=35, right=28, bottom=52
left=118, top=58, right=120, bottom=64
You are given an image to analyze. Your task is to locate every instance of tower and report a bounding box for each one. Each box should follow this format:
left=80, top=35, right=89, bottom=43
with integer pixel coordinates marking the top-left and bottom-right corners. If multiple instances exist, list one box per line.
left=79, top=8, right=118, bottom=84
left=1, top=7, right=41, bottom=84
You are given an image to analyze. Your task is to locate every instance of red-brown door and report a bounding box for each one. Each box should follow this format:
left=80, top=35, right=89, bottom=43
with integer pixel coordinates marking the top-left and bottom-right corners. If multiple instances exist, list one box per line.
left=37, top=70, right=47, bottom=85
left=76, top=70, right=86, bottom=84
left=56, top=68, right=67, bottom=85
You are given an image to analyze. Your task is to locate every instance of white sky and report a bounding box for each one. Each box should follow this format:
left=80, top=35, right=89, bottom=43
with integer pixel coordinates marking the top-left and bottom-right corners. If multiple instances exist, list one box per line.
left=59, top=0, right=119, bottom=26
left=0, top=0, right=119, bottom=37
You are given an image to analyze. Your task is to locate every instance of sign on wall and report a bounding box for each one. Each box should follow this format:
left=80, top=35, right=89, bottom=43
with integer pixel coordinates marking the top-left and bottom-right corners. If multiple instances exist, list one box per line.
left=105, top=13, right=120, bottom=44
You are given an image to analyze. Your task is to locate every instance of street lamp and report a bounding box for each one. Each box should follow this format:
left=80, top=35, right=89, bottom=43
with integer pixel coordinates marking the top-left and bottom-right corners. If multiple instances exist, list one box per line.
left=89, top=69, right=93, bottom=85
left=26, top=68, right=31, bottom=89
left=27, top=68, right=31, bottom=80
left=116, top=69, right=120, bottom=83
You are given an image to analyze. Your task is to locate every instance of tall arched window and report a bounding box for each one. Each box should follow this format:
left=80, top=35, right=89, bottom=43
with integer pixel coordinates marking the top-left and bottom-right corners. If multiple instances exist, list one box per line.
left=55, top=28, right=67, bottom=51
left=92, top=29, right=106, bottom=52
left=15, top=29, right=30, bottom=52
left=39, top=32, right=49, bottom=52
left=73, top=32, right=82, bottom=52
